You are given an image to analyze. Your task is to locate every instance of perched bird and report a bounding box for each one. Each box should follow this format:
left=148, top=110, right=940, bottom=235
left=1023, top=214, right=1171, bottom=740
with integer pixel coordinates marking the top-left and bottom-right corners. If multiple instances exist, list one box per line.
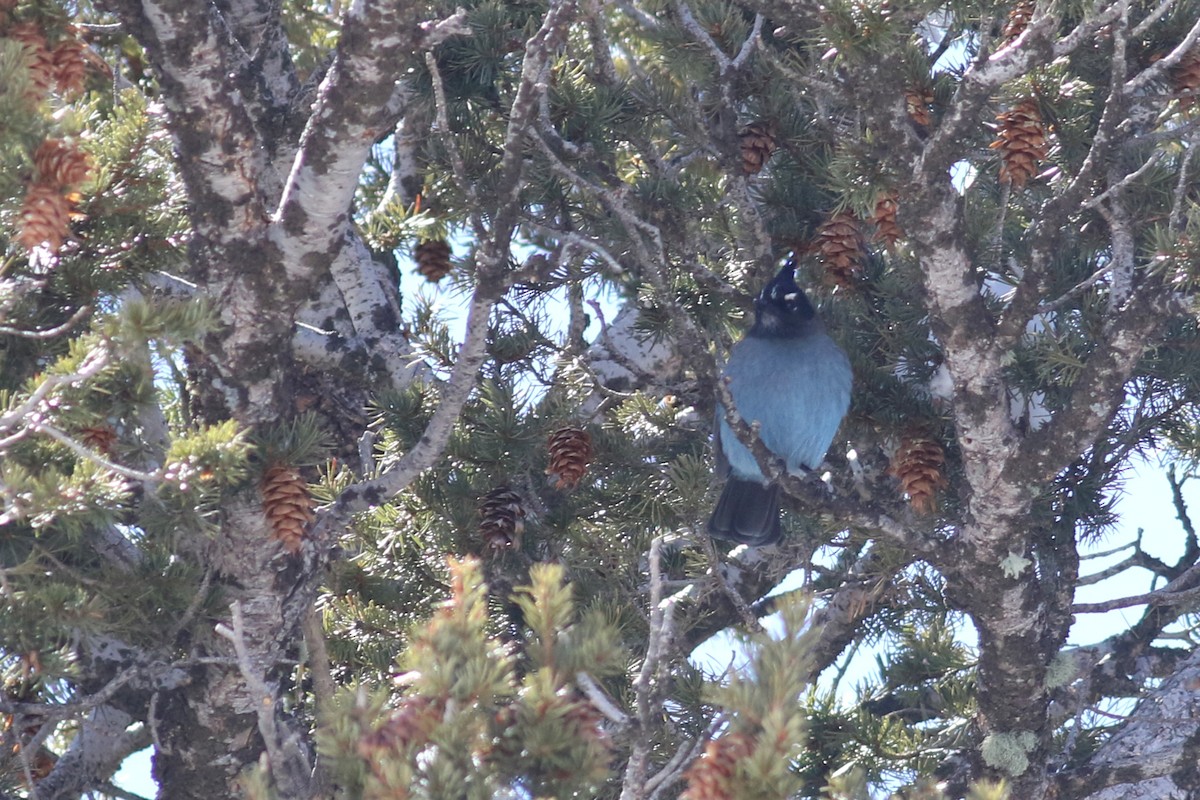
left=708, top=264, right=852, bottom=545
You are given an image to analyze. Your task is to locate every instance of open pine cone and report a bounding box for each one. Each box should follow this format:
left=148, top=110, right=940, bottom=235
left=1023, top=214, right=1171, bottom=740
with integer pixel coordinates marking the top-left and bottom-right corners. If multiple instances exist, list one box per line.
left=681, top=730, right=756, bottom=800
left=478, top=486, right=526, bottom=551
left=872, top=193, right=904, bottom=249
left=18, top=183, right=71, bottom=252
left=738, top=121, right=777, bottom=175
left=34, top=139, right=90, bottom=189
left=889, top=431, right=949, bottom=514
left=546, top=427, right=593, bottom=490
left=989, top=98, right=1048, bottom=189
left=815, top=211, right=865, bottom=288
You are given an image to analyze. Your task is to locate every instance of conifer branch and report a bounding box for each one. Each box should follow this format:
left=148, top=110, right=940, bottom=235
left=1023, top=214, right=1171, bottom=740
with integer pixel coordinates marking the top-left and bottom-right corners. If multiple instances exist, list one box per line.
left=1072, top=559, right=1200, bottom=613
left=1035, top=263, right=1111, bottom=316
left=0, top=347, right=109, bottom=437
left=1018, top=287, right=1188, bottom=483
left=1170, top=130, right=1200, bottom=234
left=331, top=289, right=497, bottom=511
left=701, top=534, right=764, bottom=633
left=1131, top=0, right=1179, bottom=36
left=32, top=706, right=147, bottom=800
left=645, top=717, right=719, bottom=800
left=424, top=50, right=484, bottom=237
left=1053, top=647, right=1200, bottom=798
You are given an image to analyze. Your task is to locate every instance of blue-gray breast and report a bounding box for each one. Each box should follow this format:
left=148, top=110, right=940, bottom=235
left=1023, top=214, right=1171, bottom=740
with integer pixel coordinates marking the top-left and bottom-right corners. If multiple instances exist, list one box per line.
left=708, top=264, right=852, bottom=545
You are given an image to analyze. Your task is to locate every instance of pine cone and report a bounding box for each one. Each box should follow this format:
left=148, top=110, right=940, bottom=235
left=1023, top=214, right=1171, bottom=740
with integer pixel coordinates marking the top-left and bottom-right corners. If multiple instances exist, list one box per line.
left=260, top=463, right=315, bottom=553
left=34, top=139, right=90, bottom=189
left=17, top=183, right=71, bottom=252
left=872, top=192, right=903, bottom=249
left=358, top=696, right=441, bottom=759
left=738, top=121, right=777, bottom=175
left=1002, top=0, right=1036, bottom=41
left=989, top=98, right=1048, bottom=190
left=478, top=486, right=526, bottom=552
left=78, top=425, right=118, bottom=455
left=904, top=87, right=934, bottom=128
left=888, top=431, right=948, bottom=514
left=545, top=427, right=593, bottom=490
left=7, top=22, right=54, bottom=97
left=815, top=211, right=865, bottom=288
left=563, top=695, right=609, bottom=750
left=415, top=239, right=452, bottom=282
left=51, top=37, right=87, bottom=96
left=681, top=730, right=756, bottom=800
left=1172, top=48, right=1200, bottom=111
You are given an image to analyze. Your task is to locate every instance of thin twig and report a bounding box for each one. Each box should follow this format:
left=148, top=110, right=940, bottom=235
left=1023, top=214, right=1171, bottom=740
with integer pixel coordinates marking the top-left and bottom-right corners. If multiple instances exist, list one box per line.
left=0, top=305, right=91, bottom=339
left=303, top=605, right=337, bottom=719
left=645, top=715, right=723, bottom=800
left=1073, top=562, right=1200, bottom=613
left=424, top=51, right=484, bottom=239
left=1036, top=264, right=1112, bottom=315
left=702, top=533, right=765, bottom=633
left=0, top=347, right=109, bottom=435
left=576, top=671, right=630, bottom=727
left=620, top=535, right=681, bottom=800
left=34, top=424, right=162, bottom=483
left=215, top=601, right=313, bottom=796
left=1081, top=150, right=1165, bottom=211
left=1124, top=13, right=1200, bottom=93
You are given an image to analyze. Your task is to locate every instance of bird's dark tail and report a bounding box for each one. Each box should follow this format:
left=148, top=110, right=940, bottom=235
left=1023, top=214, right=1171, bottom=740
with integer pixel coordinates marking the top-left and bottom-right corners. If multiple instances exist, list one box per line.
left=707, top=478, right=782, bottom=546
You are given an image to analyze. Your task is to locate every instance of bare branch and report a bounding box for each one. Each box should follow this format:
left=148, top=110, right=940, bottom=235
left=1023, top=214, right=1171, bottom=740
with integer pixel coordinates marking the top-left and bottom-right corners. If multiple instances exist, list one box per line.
left=0, top=305, right=91, bottom=339
left=215, top=601, right=313, bottom=797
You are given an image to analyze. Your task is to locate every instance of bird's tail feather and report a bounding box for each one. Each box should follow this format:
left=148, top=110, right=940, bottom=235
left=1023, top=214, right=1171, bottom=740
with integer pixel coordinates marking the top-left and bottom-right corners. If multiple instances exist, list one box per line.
left=708, top=479, right=782, bottom=546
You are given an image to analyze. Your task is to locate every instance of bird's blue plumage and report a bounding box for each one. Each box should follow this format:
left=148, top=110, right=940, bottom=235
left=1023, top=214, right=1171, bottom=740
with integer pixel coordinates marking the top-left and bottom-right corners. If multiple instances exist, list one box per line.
left=708, top=265, right=852, bottom=545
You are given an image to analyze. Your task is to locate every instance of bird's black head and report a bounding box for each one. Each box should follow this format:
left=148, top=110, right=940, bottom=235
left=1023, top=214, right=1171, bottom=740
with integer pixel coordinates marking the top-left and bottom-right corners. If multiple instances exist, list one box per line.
left=749, top=264, right=819, bottom=339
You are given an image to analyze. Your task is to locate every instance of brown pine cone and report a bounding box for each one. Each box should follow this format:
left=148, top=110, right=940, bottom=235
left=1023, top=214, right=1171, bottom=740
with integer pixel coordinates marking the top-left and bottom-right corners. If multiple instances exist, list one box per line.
left=478, top=486, right=526, bottom=552
left=738, top=121, right=778, bottom=175
left=545, top=427, right=593, bottom=490
left=1002, top=0, right=1036, bottom=41
left=1173, top=48, right=1200, bottom=110
left=260, top=464, right=315, bottom=553
left=872, top=192, right=903, bottom=249
left=18, top=183, right=71, bottom=252
left=78, top=425, right=119, bottom=456
left=51, top=37, right=88, bottom=96
left=904, top=87, right=935, bottom=128
left=888, top=431, right=949, bottom=514
left=34, top=139, right=90, bottom=189
left=415, top=239, right=452, bottom=282
left=815, top=211, right=865, bottom=288
left=7, top=22, right=54, bottom=97
left=989, top=98, right=1048, bottom=189
left=358, top=696, right=442, bottom=759
left=681, top=730, right=757, bottom=800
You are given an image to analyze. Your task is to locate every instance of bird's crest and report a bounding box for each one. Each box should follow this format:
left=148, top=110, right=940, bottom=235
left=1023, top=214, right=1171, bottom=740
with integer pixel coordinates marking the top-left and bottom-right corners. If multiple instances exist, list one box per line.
left=753, top=263, right=817, bottom=335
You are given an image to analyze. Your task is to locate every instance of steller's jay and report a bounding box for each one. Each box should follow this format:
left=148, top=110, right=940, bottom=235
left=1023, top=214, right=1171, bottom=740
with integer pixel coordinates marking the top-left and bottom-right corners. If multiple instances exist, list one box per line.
left=708, top=264, right=852, bottom=546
